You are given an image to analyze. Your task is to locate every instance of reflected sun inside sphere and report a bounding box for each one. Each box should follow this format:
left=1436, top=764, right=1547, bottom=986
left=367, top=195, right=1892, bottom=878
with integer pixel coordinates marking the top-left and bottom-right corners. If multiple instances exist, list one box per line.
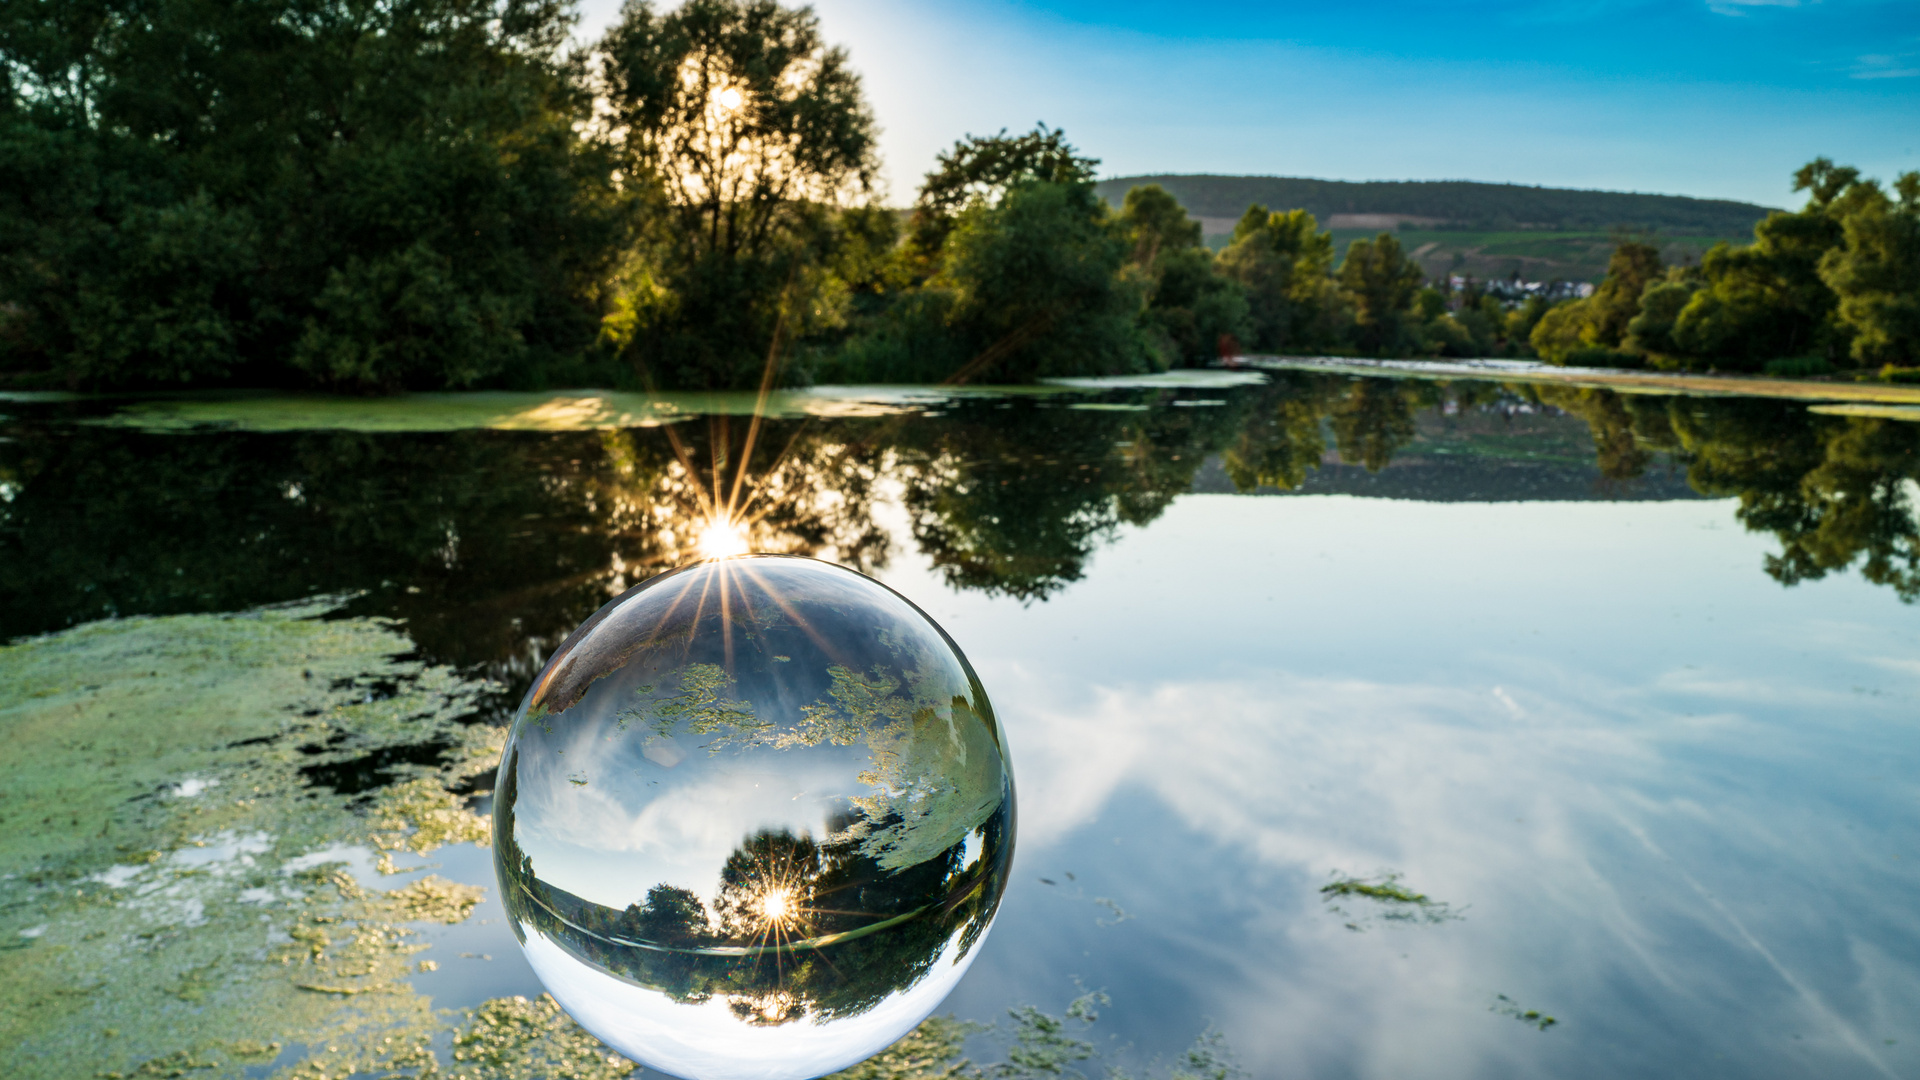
left=493, top=554, right=1015, bottom=1080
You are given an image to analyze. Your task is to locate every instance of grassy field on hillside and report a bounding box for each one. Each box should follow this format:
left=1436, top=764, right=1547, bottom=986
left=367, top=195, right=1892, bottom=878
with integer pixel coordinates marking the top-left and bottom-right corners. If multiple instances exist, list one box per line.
left=1198, top=223, right=1750, bottom=282
left=1376, top=228, right=1751, bottom=282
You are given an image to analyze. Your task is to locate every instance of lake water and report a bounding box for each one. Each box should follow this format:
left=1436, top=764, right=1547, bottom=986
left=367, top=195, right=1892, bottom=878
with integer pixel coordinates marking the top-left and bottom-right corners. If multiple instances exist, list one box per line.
left=4, top=366, right=1919, bottom=1079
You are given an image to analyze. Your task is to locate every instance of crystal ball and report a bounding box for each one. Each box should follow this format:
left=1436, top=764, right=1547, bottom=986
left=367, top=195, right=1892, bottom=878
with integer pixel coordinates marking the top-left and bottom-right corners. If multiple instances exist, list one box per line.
left=493, top=554, right=1016, bottom=1080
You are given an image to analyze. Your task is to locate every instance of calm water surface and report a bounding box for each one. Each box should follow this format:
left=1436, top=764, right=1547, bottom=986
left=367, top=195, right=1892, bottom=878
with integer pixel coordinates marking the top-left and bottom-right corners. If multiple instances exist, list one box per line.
left=3, top=370, right=1917, bottom=1079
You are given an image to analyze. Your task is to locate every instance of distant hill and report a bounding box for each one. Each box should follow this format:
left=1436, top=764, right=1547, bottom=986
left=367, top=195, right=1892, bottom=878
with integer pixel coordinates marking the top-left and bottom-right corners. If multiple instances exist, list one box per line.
left=1095, top=175, right=1777, bottom=237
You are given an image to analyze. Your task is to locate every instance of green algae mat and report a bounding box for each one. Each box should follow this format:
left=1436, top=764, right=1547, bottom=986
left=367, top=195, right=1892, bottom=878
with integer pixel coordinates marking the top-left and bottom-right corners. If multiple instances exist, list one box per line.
left=77, top=386, right=1064, bottom=434
left=65, top=373, right=1265, bottom=435
left=0, top=599, right=628, bottom=1080
left=0, top=600, right=1071, bottom=1080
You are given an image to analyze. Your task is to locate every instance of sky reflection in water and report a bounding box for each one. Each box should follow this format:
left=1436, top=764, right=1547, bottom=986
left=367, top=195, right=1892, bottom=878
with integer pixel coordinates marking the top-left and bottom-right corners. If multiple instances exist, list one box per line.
left=3, top=373, right=1918, bottom=1078
left=929, top=495, right=1920, bottom=1078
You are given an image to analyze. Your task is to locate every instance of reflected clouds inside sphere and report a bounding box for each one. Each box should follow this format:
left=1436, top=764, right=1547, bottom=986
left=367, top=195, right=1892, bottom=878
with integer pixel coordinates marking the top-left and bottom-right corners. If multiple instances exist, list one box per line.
left=494, top=555, right=1015, bottom=1080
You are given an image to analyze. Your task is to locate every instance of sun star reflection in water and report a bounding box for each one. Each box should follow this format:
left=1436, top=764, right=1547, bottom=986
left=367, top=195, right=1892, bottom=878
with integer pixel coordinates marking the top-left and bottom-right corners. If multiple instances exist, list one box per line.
left=494, top=555, right=1015, bottom=1080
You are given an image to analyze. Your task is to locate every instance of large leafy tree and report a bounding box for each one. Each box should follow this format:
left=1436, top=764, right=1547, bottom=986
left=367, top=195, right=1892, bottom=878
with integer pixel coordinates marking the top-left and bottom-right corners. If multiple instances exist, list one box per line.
left=1337, top=233, right=1422, bottom=356
left=934, top=178, right=1151, bottom=382
left=906, top=124, right=1097, bottom=267
left=1659, top=160, right=1861, bottom=370
left=598, top=0, right=880, bottom=388
left=1819, top=172, right=1920, bottom=367
left=1214, top=205, right=1340, bottom=352
left=832, top=126, right=1149, bottom=384
left=1529, top=241, right=1664, bottom=365
left=0, top=0, right=628, bottom=390
left=1116, top=185, right=1249, bottom=366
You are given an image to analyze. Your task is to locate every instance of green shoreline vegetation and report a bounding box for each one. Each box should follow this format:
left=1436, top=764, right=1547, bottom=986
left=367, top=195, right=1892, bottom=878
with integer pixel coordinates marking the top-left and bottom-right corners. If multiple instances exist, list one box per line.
left=5, top=0, right=1914, bottom=393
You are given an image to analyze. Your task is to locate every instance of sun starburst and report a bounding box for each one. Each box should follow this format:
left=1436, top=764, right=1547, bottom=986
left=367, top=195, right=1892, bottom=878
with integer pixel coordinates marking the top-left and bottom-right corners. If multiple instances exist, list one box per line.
left=697, top=517, right=751, bottom=559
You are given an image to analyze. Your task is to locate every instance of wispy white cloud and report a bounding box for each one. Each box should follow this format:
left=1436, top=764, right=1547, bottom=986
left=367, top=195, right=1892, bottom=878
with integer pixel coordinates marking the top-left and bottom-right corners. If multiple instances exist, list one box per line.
left=1708, top=0, right=1801, bottom=13
left=1853, top=53, right=1920, bottom=79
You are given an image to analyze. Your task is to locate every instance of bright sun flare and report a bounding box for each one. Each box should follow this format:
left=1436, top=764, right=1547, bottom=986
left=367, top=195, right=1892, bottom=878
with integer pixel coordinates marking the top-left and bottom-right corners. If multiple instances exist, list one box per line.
left=760, top=887, right=794, bottom=922
left=715, top=86, right=743, bottom=111
left=697, top=518, right=750, bottom=559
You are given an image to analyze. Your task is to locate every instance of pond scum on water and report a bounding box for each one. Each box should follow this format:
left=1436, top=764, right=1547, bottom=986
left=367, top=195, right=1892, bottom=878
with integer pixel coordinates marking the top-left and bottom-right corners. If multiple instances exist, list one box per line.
left=0, top=597, right=630, bottom=1080
left=0, top=598, right=1219, bottom=1080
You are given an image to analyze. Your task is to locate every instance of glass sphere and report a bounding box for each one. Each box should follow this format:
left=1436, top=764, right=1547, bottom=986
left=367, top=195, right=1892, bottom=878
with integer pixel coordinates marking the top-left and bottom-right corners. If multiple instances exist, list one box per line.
left=493, top=554, right=1015, bottom=1080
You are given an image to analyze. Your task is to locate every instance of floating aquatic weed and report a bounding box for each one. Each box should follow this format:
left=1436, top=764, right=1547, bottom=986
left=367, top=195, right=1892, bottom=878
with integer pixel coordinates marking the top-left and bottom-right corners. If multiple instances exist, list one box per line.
left=1491, top=993, right=1559, bottom=1031
left=1320, top=870, right=1464, bottom=929
left=826, top=989, right=1241, bottom=1080
left=495, top=554, right=1015, bottom=1080
left=0, top=598, right=527, bottom=1079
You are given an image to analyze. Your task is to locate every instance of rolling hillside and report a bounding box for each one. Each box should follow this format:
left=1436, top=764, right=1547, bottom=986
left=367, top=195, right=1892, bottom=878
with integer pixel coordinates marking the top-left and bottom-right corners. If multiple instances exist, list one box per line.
left=1096, top=175, right=1779, bottom=282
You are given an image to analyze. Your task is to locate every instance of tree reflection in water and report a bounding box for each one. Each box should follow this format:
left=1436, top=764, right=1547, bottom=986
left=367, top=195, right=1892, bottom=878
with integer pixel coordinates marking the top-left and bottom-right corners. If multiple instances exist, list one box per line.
left=1540, top=387, right=1920, bottom=599
left=5, top=375, right=1920, bottom=691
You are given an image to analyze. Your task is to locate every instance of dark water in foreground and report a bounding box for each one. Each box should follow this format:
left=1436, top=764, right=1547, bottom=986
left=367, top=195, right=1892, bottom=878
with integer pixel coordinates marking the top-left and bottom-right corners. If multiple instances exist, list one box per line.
left=4, top=368, right=1919, bottom=1079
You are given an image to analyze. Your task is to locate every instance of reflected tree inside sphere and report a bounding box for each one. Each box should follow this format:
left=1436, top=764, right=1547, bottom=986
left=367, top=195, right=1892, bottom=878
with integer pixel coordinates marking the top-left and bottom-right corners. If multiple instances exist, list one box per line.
left=494, top=554, right=1014, bottom=1080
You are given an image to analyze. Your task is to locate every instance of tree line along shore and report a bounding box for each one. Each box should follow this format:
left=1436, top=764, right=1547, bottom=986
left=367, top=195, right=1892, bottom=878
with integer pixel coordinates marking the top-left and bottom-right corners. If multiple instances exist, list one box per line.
left=3, top=0, right=1915, bottom=394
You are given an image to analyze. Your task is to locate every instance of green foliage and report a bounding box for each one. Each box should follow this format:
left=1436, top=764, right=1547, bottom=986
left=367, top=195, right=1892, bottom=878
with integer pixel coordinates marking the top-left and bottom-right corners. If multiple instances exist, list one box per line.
left=1666, top=220, right=1843, bottom=370
left=808, top=289, right=969, bottom=383
left=1214, top=206, right=1340, bottom=352
left=1817, top=172, right=1920, bottom=367
left=1120, top=185, right=1251, bottom=366
left=1527, top=242, right=1662, bottom=366
left=16, top=0, right=1913, bottom=396
left=1762, top=356, right=1835, bottom=378
left=1542, top=160, right=1920, bottom=374
left=0, top=0, right=630, bottom=391
left=1587, top=242, right=1664, bottom=347
left=1405, top=286, right=1516, bottom=359
left=1529, top=300, right=1590, bottom=363
left=1623, top=274, right=1701, bottom=359
left=817, top=128, right=1142, bottom=384
left=909, top=125, right=1099, bottom=262
left=1337, top=233, right=1423, bottom=356
left=1654, top=160, right=1868, bottom=371
left=1119, top=184, right=1204, bottom=260
left=598, top=0, right=880, bottom=388
left=931, top=179, right=1153, bottom=382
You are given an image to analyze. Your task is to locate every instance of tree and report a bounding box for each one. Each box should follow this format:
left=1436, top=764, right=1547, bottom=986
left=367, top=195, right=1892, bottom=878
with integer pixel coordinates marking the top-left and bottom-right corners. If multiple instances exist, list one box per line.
left=1657, top=159, right=1865, bottom=371
left=598, top=0, right=880, bottom=387
left=934, top=179, right=1152, bottom=381
left=1528, top=301, right=1591, bottom=364
left=1527, top=242, right=1662, bottom=366
left=843, top=126, right=1148, bottom=384
left=1623, top=270, right=1703, bottom=360
left=1586, top=242, right=1664, bottom=346
left=0, top=0, right=628, bottom=391
left=1338, top=234, right=1422, bottom=356
left=1215, top=206, right=1340, bottom=352
left=1819, top=172, right=1920, bottom=367
left=1117, top=185, right=1250, bottom=366
left=907, top=124, right=1098, bottom=265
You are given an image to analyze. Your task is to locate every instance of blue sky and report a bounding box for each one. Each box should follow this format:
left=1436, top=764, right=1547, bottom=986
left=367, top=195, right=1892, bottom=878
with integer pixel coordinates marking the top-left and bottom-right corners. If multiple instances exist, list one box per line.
left=576, top=0, right=1920, bottom=208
